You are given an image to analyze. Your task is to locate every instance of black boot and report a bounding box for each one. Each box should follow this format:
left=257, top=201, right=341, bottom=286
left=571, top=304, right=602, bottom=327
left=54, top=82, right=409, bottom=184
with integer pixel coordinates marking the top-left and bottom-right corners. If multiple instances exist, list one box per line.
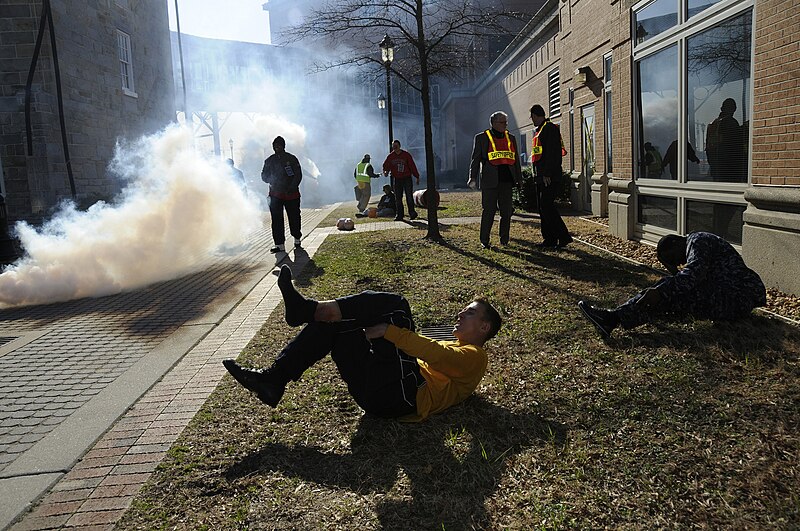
left=277, top=265, right=318, bottom=327
left=223, top=359, right=286, bottom=407
left=578, top=300, right=619, bottom=339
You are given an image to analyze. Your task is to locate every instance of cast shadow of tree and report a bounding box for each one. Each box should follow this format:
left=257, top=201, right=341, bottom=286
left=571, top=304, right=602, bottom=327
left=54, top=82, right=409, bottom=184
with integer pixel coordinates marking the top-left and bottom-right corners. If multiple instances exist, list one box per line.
left=225, top=396, right=565, bottom=529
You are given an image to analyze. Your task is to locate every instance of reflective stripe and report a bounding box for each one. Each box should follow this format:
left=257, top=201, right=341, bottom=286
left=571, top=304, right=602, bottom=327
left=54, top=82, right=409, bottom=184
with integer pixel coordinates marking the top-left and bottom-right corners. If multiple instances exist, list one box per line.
left=531, top=121, right=567, bottom=162
left=355, top=162, right=371, bottom=182
left=484, top=130, right=516, bottom=165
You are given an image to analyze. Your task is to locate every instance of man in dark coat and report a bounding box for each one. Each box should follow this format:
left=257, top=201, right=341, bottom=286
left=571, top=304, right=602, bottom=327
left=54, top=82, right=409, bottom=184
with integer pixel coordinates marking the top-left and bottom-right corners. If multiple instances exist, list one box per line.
left=261, top=136, right=302, bottom=253
left=468, top=111, right=523, bottom=249
left=530, top=104, right=572, bottom=249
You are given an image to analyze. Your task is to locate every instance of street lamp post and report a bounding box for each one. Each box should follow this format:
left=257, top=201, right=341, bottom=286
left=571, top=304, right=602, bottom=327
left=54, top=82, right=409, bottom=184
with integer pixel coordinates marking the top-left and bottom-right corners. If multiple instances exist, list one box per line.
left=379, top=35, right=394, bottom=153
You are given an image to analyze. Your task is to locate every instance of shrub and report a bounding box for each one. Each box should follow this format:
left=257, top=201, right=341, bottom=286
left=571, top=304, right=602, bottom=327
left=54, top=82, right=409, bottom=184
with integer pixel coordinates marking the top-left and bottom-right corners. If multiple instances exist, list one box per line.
left=513, top=167, right=572, bottom=212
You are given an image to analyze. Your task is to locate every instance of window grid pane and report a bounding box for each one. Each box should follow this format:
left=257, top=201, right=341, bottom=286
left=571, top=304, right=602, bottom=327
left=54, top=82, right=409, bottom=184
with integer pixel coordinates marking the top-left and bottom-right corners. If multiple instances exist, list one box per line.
left=638, top=195, right=677, bottom=230
left=635, top=44, right=678, bottom=180
left=117, top=30, right=133, bottom=92
left=686, top=200, right=744, bottom=244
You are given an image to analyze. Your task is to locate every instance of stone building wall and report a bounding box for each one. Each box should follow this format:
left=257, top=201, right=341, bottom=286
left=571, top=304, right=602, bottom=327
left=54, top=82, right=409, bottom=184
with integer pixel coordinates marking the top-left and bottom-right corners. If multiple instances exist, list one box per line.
left=0, top=0, right=174, bottom=223
left=741, top=0, right=800, bottom=295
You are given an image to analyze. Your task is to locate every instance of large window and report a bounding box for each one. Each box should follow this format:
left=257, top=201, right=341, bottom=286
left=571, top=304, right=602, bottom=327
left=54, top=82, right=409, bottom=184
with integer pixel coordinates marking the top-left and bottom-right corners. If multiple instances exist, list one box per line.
left=632, top=0, right=753, bottom=241
left=117, top=30, right=135, bottom=95
left=687, top=11, right=751, bottom=183
left=635, top=44, right=678, bottom=180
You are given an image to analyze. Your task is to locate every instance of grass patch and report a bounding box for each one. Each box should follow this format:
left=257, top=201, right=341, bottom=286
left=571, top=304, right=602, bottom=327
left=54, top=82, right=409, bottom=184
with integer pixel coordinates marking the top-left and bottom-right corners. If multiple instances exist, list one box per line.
left=320, top=190, right=484, bottom=227
left=117, top=215, right=800, bottom=529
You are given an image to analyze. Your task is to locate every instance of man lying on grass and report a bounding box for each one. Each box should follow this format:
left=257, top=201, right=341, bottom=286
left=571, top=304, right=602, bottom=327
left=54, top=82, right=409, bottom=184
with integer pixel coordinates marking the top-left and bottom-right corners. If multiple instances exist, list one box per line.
left=578, top=231, right=766, bottom=339
left=224, top=265, right=502, bottom=421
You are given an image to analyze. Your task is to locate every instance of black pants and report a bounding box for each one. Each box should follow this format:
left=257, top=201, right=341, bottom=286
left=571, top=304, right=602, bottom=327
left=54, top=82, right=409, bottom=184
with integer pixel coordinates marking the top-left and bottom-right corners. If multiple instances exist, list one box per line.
left=269, top=196, right=302, bottom=246
left=393, top=177, right=417, bottom=219
left=536, top=181, right=571, bottom=245
left=480, top=181, right=514, bottom=245
left=615, top=276, right=764, bottom=329
left=270, top=291, right=425, bottom=418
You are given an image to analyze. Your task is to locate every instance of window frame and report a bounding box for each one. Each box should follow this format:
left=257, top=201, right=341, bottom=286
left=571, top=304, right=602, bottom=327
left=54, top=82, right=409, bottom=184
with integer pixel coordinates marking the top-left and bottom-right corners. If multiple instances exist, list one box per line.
left=603, top=52, right=613, bottom=174
left=630, top=0, right=754, bottom=242
left=117, top=29, right=137, bottom=97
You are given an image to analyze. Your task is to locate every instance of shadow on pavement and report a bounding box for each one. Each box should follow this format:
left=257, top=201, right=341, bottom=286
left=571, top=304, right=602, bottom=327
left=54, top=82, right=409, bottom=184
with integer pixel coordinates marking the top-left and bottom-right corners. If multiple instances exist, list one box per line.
left=0, top=262, right=264, bottom=338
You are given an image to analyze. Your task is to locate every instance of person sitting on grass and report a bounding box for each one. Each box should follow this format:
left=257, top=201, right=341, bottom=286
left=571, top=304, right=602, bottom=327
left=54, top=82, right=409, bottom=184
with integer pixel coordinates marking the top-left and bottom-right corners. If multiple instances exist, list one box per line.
left=375, top=184, right=396, bottom=218
left=223, top=265, right=502, bottom=421
left=578, top=231, right=766, bottom=339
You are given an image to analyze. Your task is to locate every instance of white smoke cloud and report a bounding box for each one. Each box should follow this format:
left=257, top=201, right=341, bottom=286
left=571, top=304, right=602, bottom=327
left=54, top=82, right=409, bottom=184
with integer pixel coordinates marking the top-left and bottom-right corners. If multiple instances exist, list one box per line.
left=0, top=125, right=262, bottom=309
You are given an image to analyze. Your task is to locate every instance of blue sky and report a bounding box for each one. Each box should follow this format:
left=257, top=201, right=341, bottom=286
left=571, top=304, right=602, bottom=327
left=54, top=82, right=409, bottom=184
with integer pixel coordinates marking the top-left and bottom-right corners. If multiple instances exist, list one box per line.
left=167, top=0, right=271, bottom=44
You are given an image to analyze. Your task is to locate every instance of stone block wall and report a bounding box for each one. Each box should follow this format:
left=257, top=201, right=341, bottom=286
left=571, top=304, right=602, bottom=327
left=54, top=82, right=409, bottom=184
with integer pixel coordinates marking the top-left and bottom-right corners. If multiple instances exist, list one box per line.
left=0, top=0, right=174, bottom=223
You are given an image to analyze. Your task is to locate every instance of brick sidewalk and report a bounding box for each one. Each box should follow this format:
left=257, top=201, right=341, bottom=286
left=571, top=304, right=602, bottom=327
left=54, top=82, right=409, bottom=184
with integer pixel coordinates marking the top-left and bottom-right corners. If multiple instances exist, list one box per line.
left=1, top=206, right=336, bottom=530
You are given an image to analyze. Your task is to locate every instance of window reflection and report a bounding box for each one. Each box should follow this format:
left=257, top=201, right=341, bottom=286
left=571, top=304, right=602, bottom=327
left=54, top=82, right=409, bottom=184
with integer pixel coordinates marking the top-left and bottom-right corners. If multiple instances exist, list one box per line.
left=604, top=55, right=613, bottom=172
left=687, top=0, right=723, bottom=20
left=686, top=200, right=745, bottom=244
left=687, top=11, right=751, bottom=183
left=638, top=195, right=677, bottom=230
left=634, top=0, right=678, bottom=45
left=636, top=45, right=678, bottom=180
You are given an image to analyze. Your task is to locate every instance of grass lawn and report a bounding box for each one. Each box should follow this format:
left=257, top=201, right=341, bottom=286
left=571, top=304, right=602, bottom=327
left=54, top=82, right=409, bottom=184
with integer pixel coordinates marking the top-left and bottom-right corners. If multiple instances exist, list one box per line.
left=118, top=202, right=800, bottom=529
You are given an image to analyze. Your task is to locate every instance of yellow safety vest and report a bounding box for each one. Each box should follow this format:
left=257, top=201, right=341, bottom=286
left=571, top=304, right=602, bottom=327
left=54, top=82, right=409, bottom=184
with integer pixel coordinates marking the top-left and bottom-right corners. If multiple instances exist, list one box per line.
left=485, top=130, right=516, bottom=165
left=355, top=162, right=371, bottom=183
left=531, top=121, right=567, bottom=162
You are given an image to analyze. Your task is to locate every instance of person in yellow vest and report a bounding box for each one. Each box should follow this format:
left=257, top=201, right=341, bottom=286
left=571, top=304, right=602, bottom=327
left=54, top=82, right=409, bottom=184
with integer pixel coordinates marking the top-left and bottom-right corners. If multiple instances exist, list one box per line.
left=353, top=154, right=379, bottom=217
left=467, top=111, right=523, bottom=249
left=530, top=104, right=572, bottom=249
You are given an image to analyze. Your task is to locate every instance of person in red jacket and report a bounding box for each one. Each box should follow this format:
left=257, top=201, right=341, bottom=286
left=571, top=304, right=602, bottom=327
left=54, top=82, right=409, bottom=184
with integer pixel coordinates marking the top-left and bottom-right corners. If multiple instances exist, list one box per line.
left=382, top=140, right=420, bottom=221
left=223, top=265, right=502, bottom=422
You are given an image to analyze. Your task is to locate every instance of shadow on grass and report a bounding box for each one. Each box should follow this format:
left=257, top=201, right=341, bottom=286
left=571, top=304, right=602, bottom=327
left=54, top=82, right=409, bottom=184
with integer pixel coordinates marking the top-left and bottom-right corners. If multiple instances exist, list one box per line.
left=225, top=396, right=565, bottom=529
left=616, top=313, right=800, bottom=368
left=436, top=236, right=654, bottom=296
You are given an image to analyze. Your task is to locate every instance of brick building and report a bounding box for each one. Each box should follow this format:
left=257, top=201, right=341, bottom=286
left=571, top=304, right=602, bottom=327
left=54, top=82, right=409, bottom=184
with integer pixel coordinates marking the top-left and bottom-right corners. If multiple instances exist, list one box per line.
left=440, top=0, right=800, bottom=296
left=0, top=0, right=175, bottom=224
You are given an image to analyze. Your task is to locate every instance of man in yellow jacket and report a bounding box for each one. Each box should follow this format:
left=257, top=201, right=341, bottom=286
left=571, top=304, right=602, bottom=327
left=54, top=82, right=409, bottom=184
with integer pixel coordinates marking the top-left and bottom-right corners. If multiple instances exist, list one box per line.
left=224, top=265, right=501, bottom=421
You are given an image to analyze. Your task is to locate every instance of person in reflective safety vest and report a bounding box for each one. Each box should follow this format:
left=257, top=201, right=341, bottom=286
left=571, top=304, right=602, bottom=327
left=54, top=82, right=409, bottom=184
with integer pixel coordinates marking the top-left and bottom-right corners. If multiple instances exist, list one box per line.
left=467, top=111, right=522, bottom=249
left=353, top=154, right=378, bottom=216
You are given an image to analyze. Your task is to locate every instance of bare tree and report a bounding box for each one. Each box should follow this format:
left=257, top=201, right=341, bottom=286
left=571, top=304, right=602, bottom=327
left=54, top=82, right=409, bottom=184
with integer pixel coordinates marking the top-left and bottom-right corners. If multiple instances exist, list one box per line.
left=282, top=0, right=526, bottom=241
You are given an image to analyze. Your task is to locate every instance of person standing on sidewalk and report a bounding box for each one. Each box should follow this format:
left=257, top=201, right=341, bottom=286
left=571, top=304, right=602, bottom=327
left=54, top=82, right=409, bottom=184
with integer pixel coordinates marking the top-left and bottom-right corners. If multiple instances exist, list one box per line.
left=223, top=265, right=502, bottom=421
left=382, top=140, right=420, bottom=221
left=530, top=104, right=572, bottom=249
left=467, top=111, right=523, bottom=249
left=354, top=154, right=379, bottom=217
left=262, top=136, right=303, bottom=253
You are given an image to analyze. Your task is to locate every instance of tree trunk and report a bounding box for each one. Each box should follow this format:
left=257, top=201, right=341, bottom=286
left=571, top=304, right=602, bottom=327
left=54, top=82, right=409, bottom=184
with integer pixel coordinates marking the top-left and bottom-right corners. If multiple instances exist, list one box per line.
left=416, top=1, right=441, bottom=240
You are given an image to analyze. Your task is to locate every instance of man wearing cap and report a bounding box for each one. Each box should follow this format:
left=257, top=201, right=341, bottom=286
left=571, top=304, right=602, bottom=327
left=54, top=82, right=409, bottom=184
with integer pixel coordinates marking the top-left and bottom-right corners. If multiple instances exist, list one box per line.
left=261, top=136, right=303, bottom=253
left=354, top=154, right=379, bottom=217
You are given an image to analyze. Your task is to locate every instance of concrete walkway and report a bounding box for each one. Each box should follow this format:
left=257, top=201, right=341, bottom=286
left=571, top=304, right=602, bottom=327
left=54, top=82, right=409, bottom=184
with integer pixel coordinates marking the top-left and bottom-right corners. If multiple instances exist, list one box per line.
left=0, top=205, right=478, bottom=530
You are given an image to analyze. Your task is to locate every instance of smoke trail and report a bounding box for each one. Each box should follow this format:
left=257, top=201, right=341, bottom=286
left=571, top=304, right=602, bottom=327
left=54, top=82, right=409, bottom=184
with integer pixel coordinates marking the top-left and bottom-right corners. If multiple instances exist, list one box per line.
left=0, top=125, right=262, bottom=309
